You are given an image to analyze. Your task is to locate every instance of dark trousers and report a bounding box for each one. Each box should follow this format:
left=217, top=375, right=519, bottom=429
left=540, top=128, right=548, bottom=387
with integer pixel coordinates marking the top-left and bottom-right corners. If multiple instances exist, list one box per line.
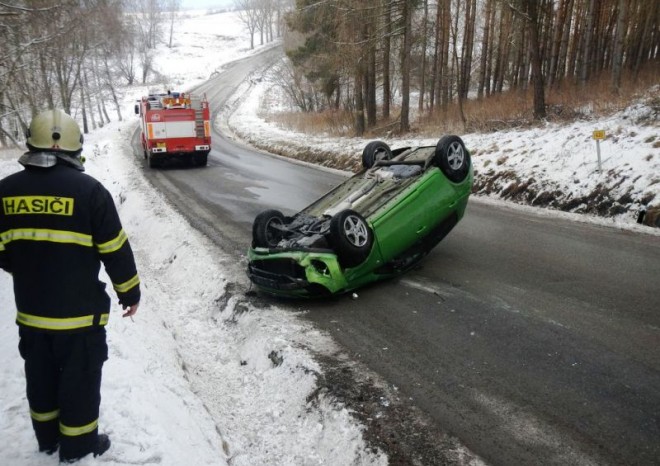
left=18, top=327, right=108, bottom=461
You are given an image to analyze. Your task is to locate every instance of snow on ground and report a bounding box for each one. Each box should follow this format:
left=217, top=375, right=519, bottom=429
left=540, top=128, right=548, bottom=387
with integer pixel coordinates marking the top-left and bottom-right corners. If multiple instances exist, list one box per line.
left=1, top=8, right=657, bottom=466
left=0, top=11, right=386, bottom=466
left=223, top=63, right=660, bottom=233
left=154, top=9, right=251, bottom=89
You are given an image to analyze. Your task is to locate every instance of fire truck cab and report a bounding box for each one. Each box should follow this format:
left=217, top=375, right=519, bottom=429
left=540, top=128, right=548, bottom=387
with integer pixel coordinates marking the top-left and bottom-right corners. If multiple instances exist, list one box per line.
left=135, top=91, right=211, bottom=167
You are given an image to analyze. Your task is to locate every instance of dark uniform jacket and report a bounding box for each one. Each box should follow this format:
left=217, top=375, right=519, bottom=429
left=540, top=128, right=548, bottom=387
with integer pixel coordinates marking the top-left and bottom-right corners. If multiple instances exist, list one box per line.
left=0, top=161, right=140, bottom=333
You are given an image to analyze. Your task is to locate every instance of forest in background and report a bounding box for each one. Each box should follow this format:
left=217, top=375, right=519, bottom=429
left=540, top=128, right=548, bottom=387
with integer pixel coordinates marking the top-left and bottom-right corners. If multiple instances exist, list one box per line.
left=0, top=0, right=657, bottom=148
left=282, top=0, right=659, bottom=136
left=0, top=0, right=287, bottom=149
left=0, top=0, right=191, bottom=148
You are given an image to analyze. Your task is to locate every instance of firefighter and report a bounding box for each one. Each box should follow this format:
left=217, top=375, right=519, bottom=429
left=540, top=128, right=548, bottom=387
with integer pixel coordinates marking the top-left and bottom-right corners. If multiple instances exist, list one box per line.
left=0, top=109, right=141, bottom=462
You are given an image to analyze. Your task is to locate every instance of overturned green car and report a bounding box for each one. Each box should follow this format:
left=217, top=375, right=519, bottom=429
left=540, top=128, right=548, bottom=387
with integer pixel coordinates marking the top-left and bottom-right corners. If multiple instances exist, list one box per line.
left=247, top=135, right=473, bottom=297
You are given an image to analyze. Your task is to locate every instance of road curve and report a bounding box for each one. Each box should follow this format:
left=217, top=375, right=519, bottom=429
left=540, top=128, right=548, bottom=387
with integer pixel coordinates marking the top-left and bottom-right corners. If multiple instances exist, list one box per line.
left=134, top=46, right=660, bottom=466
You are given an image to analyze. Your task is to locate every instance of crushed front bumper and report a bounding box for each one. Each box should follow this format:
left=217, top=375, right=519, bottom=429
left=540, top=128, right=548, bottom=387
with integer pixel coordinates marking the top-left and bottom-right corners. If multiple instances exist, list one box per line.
left=247, top=248, right=349, bottom=297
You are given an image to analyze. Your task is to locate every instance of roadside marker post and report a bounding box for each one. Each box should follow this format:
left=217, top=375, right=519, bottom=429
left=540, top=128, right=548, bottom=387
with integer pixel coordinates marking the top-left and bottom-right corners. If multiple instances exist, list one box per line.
left=593, top=130, right=605, bottom=173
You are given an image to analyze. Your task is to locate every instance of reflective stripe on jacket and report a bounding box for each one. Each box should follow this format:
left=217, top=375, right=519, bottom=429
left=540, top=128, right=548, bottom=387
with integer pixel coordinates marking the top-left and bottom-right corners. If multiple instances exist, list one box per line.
left=17, top=311, right=110, bottom=331
left=0, top=162, right=140, bottom=332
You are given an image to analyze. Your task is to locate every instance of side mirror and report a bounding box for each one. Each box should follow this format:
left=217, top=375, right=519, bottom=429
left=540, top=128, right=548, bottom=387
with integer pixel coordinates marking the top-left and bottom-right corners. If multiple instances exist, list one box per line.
left=134, top=104, right=139, bottom=115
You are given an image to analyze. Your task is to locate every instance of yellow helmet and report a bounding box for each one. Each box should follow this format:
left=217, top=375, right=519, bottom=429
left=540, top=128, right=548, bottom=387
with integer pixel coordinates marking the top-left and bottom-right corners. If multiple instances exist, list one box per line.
left=26, top=109, right=83, bottom=153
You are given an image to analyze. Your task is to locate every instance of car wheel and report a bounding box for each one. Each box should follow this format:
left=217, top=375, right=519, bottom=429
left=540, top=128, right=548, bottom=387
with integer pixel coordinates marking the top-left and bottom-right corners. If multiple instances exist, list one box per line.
left=252, top=210, right=285, bottom=248
left=435, top=135, right=471, bottom=182
left=329, top=210, right=373, bottom=268
left=362, top=141, right=393, bottom=169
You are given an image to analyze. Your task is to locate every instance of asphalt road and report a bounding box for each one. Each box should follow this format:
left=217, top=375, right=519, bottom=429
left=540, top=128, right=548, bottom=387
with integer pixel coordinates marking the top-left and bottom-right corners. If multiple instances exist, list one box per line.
left=134, top=47, right=660, bottom=465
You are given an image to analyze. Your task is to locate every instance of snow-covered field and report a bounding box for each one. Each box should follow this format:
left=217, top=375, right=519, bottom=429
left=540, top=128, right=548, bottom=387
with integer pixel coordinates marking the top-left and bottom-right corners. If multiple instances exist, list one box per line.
left=0, top=8, right=657, bottom=466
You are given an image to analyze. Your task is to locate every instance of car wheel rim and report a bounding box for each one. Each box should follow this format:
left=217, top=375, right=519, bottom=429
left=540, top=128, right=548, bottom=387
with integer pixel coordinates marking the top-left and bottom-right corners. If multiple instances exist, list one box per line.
left=447, top=142, right=465, bottom=170
left=343, top=215, right=368, bottom=247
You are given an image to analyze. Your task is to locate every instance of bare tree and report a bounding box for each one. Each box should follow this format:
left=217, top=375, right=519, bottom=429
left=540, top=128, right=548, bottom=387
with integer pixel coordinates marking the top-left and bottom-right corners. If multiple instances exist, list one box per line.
left=611, top=0, right=629, bottom=91
left=116, top=16, right=139, bottom=85
left=418, top=0, right=429, bottom=112
left=236, top=0, right=261, bottom=49
left=166, top=0, right=182, bottom=48
left=382, top=0, right=392, bottom=118
left=0, top=0, right=130, bottom=147
left=399, top=0, right=414, bottom=133
left=477, top=0, right=494, bottom=98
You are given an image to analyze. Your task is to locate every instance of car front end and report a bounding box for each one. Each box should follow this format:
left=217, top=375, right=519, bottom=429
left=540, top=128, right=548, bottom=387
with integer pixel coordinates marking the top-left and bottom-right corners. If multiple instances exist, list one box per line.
left=247, top=247, right=347, bottom=296
left=247, top=236, right=399, bottom=297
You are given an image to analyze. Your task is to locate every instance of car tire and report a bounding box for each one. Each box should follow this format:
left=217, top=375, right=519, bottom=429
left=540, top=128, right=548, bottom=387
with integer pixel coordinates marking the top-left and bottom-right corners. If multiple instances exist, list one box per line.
left=362, top=141, right=393, bottom=169
left=252, top=210, right=285, bottom=248
left=329, top=210, right=373, bottom=268
left=435, top=135, right=470, bottom=182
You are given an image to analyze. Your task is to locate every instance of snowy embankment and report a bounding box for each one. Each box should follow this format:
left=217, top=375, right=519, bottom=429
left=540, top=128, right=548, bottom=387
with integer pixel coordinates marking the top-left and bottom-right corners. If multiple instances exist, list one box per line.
left=0, top=10, right=387, bottom=466
left=0, top=128, right=386, bottom=466
left=222, top=61, right=660, bottom=232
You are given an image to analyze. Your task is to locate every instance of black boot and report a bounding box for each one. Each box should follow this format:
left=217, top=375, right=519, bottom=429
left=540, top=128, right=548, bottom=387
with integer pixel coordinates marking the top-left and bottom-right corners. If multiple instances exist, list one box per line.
left=93, top=434, right=111, bottom=457
left=39, top=442, right=58, bottom=455
left=60, top=434, right=111, bottom=463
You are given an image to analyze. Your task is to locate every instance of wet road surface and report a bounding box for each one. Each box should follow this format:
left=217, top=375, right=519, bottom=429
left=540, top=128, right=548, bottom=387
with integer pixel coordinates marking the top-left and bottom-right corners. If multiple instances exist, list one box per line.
left=135, top=47, right=660, bottom=465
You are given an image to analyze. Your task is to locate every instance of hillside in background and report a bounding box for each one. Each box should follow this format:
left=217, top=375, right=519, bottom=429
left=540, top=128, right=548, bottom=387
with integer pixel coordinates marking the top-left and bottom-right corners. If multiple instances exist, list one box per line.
left=220, top=66, right=660, bottom=230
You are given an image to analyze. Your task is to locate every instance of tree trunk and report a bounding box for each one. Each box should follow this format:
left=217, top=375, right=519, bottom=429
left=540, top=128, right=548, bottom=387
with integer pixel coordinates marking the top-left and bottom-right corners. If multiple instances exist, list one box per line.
left=633, top=0, right=657, bottom=76
left=400, top=0, right=413, bottom=133
left=81, top=85, right=89, bottom=134
left=611, top=0, right=629, bottom=91
left=429, top=0, right=439, bottom=111
left=366, top=24, right=377, bottom=127
left=355, top=73, right=365, bottom=136
left=567, top=0, right=584, bottom=80
left=419, top=0, right=429, bottom=112
left=557, top=0, right=574, bottom=81
left=579, top=0, right=596, bottom=85
left=440, top=0, right=451, bottom=107
left=459, top=0, right=476, bottom=99
left=548, top=0, right=567, bottom=86
left=451, top=0, right=466, bottom=129
left=478, top=0, right=493, bottom=98
left=524, top=0, right=546, bottom=119
left=382, top=0, right=392, bottom=119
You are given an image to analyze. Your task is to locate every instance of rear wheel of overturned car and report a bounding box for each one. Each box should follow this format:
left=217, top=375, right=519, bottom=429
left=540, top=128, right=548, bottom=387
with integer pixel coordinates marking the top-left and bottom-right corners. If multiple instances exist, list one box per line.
left=362, top=141, right=393, bottom=169
left=253, top=210, right=285, bottom=248
left=435, top=135, right=471, bottom=182
left=329, top=210, right=373, bottom=268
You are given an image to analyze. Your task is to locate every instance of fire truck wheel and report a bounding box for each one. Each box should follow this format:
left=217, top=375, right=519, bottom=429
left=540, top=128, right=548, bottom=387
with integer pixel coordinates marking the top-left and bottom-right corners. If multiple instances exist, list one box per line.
left=148, top=154, right=159, bottom=168
left=193, top=153, right=208, bottom=167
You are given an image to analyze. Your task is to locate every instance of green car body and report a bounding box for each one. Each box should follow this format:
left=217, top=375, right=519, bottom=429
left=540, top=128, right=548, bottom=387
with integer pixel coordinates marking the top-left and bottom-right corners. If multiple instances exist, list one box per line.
left=247, top=137, right=473, bottom=297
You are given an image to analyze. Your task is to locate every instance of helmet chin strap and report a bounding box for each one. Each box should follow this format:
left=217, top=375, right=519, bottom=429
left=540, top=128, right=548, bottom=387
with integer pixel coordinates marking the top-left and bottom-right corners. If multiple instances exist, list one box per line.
left=18, top=151, right=85, bottom=171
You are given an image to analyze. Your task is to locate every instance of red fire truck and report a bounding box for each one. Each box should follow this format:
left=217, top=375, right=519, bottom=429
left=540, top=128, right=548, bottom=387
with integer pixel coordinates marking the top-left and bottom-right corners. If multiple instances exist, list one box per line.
left=135, top=91, right=211, bottom=167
